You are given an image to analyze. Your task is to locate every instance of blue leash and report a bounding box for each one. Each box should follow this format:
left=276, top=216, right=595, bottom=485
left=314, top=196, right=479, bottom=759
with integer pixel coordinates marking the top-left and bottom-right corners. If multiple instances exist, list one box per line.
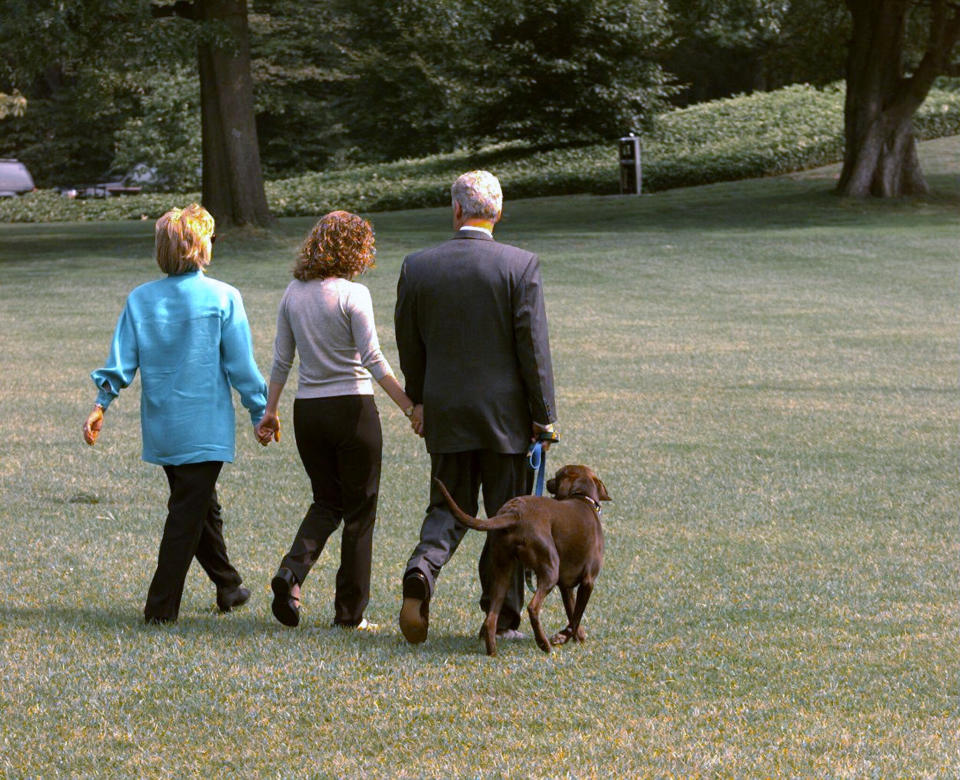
left=524, top=442, right=546, bottom=593
left=528, top=441, right=546, bottom=497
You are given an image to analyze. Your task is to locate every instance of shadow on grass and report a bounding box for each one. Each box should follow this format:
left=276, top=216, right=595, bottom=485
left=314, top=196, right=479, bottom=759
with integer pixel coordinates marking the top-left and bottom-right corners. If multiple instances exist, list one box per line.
left=5, top=171, right=960, bottom=271
left=543, top=178, right=960, bottom=235
left=0, top=604, right=500, bottom=655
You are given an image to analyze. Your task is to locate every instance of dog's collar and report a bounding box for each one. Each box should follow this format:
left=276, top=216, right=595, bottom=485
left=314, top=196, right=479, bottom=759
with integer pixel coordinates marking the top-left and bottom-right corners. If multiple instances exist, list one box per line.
left=570, top=494, right=602, bottom=516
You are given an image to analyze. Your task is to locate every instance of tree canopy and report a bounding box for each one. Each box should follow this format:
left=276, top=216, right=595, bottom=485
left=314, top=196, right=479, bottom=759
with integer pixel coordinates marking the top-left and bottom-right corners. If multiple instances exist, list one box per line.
left=2, top=0, right=958, bottom=202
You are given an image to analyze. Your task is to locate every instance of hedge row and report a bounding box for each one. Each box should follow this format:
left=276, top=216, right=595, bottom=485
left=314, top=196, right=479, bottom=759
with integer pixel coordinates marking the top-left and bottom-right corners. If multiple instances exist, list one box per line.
left=4, top=83, right=960, bottom=223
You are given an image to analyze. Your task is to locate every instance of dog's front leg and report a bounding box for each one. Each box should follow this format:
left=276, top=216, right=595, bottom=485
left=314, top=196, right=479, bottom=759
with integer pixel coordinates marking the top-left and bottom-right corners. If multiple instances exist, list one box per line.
left=550, top=623, right=586, bottom=645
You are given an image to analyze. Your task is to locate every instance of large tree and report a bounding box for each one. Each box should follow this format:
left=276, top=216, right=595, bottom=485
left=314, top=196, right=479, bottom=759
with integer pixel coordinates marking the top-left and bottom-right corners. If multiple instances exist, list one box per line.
left=155, top=0, right=271, bottom=227
left=838, top=0, right=960, bottom=197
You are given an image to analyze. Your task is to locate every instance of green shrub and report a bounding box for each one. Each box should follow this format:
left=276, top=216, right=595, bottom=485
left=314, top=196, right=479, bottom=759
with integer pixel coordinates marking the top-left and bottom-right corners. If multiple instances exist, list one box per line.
left=4, top=82, right=960, bottom=223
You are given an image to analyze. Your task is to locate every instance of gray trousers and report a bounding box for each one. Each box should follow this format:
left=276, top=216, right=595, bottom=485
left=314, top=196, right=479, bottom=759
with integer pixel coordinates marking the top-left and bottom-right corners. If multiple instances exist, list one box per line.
left=404, top=450, right=531, bottom=630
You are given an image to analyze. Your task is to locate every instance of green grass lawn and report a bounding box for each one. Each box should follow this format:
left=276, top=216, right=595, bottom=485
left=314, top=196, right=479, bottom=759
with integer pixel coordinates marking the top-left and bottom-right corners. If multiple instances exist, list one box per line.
left=1, top=139, right=958, bottom=776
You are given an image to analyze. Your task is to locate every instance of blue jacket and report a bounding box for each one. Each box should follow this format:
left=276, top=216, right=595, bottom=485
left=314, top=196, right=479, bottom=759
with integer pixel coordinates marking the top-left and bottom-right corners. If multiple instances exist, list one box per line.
left=91, top=270, right=267, bottom=466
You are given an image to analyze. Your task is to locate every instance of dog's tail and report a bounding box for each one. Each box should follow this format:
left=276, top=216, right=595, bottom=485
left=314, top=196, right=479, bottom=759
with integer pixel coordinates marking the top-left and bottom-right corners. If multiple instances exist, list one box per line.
left=433, top=478, right=518, bottom=531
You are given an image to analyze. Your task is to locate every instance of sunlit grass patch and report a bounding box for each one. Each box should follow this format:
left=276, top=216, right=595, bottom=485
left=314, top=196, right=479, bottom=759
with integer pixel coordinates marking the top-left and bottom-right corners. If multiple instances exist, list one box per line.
left=0, top=150, right=958, bottom=775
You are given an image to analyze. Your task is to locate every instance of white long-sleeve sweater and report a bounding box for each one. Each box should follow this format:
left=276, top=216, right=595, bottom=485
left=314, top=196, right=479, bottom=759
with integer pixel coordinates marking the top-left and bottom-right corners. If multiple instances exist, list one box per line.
left=269, top=276, right=393, bottom=398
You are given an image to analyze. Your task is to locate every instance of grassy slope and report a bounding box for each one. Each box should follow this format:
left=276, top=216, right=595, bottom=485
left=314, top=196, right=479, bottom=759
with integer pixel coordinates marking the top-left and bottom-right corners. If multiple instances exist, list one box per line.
left=0, top=140, right=957, bottom=776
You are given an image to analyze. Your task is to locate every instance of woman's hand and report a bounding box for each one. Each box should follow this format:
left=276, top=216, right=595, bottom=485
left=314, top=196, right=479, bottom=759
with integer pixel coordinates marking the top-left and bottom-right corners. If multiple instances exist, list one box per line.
left=255, top=411, right=281, bottom=446
left=83, top=405, right=104, bottom=446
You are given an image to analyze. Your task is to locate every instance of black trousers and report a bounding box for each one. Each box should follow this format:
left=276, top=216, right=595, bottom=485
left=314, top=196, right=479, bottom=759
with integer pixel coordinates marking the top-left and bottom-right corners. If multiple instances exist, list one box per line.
left=144, top=461, right=242, bottom=622
left=404, top=450, right=531, bottom=630
left=280, top=395, right=382, bottom=626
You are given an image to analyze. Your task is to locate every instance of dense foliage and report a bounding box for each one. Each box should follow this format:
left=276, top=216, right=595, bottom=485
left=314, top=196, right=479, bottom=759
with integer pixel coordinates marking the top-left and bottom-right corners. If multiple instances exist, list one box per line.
left=250, top=0, right=676, bottom=165
left=5, top=82, right=960, bottom=223
left=664, top=0, right=851, bottom=105
left=1, top=0, right=676, bottom=186
left=456, top=0, right=675, bottom=145
left=2, top=0, right=956, bottom=201
left=0, top=0, right=193, bottom=186
left=112, top=66, right=202, bottom=192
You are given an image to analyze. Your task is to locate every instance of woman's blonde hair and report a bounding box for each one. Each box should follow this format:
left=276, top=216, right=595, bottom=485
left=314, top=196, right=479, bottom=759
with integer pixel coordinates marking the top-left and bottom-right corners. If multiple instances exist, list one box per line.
left=155, top=203, right=215, bottom=275
left=293, top=210, right=375, bottom=281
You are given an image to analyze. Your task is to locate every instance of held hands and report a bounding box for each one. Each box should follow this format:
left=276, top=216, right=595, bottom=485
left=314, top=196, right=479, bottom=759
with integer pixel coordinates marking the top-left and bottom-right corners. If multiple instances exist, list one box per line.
left=255, top=411, right=281, bottom=446
left=408, top=404, right=424, bottom=438
left=83, top=405, right=104, bottom=446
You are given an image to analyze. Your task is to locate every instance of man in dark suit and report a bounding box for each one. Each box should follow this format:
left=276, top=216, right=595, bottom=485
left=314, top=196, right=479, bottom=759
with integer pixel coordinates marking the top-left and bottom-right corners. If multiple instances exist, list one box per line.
left=394, top=170, right=558, bottom=644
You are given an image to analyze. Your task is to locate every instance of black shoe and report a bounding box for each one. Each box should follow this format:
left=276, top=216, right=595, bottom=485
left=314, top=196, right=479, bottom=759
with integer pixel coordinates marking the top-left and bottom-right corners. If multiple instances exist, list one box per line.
left=271, top=567, right=300, bottom=627
left=217, top=585, right=251, bottom=613
left=399, top=571, right=430, bottom=644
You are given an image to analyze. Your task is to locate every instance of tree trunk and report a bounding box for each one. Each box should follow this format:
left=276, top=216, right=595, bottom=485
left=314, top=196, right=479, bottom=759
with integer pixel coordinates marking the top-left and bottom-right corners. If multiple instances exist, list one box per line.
left=196, top=0, right=271, bottom=228
left=838, top=109, right=928, bottom=197
left=838, top=0, right=960, bottom=197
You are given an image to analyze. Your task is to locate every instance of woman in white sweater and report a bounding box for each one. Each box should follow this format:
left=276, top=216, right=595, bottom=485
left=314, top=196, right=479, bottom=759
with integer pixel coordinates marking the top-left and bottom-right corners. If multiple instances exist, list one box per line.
left=256, top=211, right=420, bottom=629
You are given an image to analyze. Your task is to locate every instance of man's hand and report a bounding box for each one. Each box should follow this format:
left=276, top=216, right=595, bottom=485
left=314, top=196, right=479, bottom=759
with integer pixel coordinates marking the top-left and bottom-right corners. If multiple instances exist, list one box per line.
left=409, top=404, right=425, bottom=438
left=532, top=421, right=559, bottom=451
left=255, top=411, right=281, bottom=446
left=83, top=405, right=104, bottom=446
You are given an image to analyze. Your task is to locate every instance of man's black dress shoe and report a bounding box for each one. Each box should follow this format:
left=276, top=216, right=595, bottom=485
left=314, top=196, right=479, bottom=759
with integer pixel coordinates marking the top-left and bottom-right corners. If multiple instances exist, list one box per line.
left=399, top=571, right=430, bottom=644
left=271, top=567, right=300, bottom=627
left=217, top=585, right=251, bottom=613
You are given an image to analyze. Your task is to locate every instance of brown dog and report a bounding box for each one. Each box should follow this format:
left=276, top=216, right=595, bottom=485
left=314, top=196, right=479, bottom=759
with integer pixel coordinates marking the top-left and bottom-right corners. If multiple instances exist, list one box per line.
left=434, top=464, right=610, bottom=656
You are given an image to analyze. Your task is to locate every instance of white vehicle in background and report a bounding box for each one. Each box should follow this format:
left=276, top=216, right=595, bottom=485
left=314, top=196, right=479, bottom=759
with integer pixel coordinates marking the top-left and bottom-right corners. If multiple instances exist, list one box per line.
left=0, top=158, right=35, bottom=197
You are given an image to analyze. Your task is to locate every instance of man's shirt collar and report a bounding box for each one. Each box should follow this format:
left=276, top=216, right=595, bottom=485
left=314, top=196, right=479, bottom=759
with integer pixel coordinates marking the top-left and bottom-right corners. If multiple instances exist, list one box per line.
left=458, top=225, right=493, bottom=238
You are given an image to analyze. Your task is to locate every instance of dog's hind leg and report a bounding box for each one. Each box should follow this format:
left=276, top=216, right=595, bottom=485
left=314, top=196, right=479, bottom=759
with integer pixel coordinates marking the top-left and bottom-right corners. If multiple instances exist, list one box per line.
left=526, top=545, right=559, bottom=653
left=482, top=611, right=499, bottom=656
left=550, top=585, right=584, bottom=646
left=481, top=552, right=515, bottom=656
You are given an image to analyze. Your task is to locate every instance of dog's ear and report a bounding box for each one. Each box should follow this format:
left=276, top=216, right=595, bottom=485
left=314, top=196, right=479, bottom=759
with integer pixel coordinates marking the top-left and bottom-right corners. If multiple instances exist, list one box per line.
left=546, top=477, right=557, bottom=495
left=595, top=477, right=611, bottom=501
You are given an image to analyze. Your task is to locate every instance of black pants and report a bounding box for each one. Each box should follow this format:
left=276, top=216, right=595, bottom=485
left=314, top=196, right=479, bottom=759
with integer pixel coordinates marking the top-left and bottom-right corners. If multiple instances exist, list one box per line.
left=404, top=450, right=531, bottom=630
left=144, top=461, right=242, bottom=622
left=279, top=395, right=382, bottom=626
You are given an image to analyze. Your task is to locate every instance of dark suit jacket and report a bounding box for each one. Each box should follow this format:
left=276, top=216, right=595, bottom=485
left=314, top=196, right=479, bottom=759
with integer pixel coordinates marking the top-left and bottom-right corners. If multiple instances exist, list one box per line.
left=395, top=229, right=556, bottom=454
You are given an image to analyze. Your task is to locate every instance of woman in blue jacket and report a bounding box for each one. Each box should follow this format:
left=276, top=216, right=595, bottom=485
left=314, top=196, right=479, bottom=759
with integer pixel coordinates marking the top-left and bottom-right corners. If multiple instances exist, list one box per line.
left=83, top=203, right=268, bottom=624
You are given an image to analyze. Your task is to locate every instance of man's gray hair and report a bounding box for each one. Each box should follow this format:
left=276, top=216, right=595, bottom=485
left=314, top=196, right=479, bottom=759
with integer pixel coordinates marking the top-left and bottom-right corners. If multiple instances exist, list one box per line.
left=451, top=170, right=503, bottom=220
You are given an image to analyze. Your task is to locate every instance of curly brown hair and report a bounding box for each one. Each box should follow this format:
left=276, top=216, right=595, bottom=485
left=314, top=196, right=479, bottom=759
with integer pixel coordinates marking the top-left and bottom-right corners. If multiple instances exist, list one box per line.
left=293, top=210, right=376, bottom=281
